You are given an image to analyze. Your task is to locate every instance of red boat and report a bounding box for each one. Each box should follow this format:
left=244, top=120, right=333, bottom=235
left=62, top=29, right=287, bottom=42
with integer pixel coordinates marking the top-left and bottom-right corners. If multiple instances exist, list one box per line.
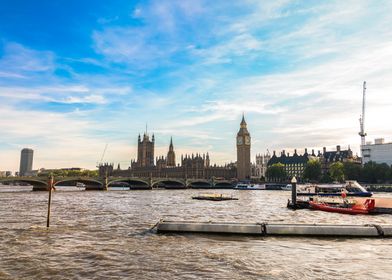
left=309, top=199, right=375, bottom=215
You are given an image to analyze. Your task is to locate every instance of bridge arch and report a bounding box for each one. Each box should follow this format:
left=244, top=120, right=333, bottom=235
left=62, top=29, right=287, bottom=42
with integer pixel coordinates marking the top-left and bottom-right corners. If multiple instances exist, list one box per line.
left=214, top=181, right=234, bottom=189
left=152, top=179, right=186, bottom=189
left=54, top=178, right=102, bottom=187
left=108, top=178, right=150, bottom=190
left=0, top=178, right=48, bottom=191
left=187, top=180, right=212, bottom=189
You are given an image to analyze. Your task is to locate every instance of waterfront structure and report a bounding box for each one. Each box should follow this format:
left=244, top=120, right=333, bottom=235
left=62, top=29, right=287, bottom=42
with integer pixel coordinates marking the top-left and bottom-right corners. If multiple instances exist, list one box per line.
left=362, top=138, right=392, bottom=165
left=236, top=115, right=251, bottom=180
left=267, top=145, right=360, bottom=181
left=166, top=137, right=176, bottom=167
left=19, top=148, right=34, bottom=176
left=102, top=135, right=236, bottom=180
left=132, top=132, right=155, bottom=168
left=252, top=153, right=271, bottom=179
left=268, top=149, right=314, bottom=181
left=320, top=145, right=361, bottom=174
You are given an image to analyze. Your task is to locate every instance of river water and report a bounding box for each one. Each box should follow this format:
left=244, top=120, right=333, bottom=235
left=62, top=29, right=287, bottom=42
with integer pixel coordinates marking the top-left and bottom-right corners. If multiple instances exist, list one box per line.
left=0, top=187, right=391, bottom=280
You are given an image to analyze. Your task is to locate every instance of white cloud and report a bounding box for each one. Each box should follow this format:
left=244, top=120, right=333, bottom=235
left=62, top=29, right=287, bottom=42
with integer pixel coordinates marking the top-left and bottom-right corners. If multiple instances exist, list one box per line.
left=0, top=42, right=55, bottom=73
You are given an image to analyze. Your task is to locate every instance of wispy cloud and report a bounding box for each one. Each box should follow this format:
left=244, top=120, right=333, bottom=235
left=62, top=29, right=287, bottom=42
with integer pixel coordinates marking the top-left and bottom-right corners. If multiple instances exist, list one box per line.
left=1, top=1, right=392, bottom=171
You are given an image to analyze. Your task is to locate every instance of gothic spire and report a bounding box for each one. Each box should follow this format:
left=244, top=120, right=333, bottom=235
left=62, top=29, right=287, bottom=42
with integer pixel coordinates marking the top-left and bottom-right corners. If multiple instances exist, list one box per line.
left=241, top=113, right=247, bottom=127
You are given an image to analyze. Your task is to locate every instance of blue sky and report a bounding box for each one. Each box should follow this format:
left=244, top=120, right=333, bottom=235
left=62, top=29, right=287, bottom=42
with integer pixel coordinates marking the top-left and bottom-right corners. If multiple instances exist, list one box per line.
left=1, top=0, right=392, bottom=171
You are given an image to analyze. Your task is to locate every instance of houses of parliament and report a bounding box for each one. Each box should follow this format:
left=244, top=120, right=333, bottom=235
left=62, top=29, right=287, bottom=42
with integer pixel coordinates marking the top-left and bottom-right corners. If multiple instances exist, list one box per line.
left=100, top=116, right=251, bottom=180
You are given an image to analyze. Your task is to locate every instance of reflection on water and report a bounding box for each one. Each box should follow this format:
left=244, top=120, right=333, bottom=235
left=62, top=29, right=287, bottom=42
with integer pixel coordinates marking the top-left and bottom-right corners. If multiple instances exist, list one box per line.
left=0, top=188, right=391, bottom=279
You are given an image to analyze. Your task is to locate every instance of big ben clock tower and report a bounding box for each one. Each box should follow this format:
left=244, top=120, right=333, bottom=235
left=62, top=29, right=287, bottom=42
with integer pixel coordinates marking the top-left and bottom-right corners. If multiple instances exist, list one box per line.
left=236, top=114, right=251, bottom=180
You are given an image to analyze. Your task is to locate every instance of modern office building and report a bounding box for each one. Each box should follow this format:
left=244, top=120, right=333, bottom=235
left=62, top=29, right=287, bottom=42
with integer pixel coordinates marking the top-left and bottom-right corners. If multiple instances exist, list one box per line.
left=362, top=138, right=392, bottom=165
left=19, top=148, right=34, bottom=176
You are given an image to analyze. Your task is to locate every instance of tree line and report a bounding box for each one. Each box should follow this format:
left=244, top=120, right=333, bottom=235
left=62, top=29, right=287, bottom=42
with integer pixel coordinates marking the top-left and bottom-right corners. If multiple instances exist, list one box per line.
left=37, top=169, right=99, bottom=178
left=266, top=160, right=392, bottom=183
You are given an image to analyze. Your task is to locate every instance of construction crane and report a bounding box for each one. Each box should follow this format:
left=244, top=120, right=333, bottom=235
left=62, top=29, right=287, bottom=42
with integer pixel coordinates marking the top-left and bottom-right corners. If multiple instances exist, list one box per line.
left=358, top=81, right=367, bottom=156
left=96, top=143, right=108, bottom=167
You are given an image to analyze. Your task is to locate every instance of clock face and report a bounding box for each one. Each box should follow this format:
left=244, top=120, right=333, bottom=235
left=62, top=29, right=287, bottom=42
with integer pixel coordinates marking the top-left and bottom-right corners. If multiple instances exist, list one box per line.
left=237, top=137, right=243, bottom=145
left=245, top=136, right=251, bottom=145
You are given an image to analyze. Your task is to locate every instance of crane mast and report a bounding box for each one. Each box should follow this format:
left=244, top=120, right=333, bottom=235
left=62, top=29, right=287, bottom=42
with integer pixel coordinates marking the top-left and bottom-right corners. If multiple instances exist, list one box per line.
left=359, top=81, right=367, bottom=155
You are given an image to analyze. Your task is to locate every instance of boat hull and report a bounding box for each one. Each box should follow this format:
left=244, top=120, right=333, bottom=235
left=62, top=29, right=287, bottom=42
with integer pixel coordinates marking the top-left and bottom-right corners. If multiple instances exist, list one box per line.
left=309, top=201, right=370, bottom=215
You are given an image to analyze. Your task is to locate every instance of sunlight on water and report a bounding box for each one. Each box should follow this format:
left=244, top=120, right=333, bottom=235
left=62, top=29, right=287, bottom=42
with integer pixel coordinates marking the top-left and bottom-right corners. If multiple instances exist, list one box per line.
left=0, top=188, right=391, bottom=279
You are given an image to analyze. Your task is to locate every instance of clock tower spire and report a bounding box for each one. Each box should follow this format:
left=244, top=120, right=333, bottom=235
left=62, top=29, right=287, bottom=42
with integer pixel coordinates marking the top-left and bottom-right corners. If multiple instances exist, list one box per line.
left=236, top=114, right=251, bottom=180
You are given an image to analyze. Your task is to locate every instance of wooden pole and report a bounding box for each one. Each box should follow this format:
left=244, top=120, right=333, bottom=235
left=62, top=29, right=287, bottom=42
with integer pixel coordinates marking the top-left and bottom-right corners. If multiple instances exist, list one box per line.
left=46, top=175, right=54, bottom=228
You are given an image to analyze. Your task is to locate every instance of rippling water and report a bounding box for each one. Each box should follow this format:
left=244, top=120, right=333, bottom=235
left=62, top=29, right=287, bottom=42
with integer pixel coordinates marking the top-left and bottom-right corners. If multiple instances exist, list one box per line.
left=1, top=187, right=391, bottom=279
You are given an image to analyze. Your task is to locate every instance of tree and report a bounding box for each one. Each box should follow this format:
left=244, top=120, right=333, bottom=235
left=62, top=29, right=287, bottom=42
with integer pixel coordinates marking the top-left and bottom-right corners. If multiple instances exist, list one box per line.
left=375, top=163, right=390, bottom=183
left=329, top=162, right=345, bottom=182
left=320, top=172, right=333, bottom=183
left=266, top=163, right=287, bottom=182
left=343, top=162, right=361, bottom=181
left=303, top=159, right=322, bottom=182
left=361, top=161, right=377, bottom=183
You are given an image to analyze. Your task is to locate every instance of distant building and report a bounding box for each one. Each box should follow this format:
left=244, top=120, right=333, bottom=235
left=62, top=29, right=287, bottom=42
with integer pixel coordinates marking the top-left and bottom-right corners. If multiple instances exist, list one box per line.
left=132, top=133, right=155, bottom=168
left=362, top=138, right=392, bottom=165
left=253, top=153, right=271, bottom=179
left=267, top=145, right=360, bottom=181
left=19, top=148, right=34, bottom=176
left=319, top=145, right=360, bottom=174
left=102, top=134, right=236, bottom=179
left=236, top=115, right=251, bottom=180
left=268, top=149, right=314, bottom=181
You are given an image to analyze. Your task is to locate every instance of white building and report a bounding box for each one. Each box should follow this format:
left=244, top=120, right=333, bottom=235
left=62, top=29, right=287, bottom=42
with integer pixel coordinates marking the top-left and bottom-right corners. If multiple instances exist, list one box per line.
left=362, top=138, right=392, bottom=165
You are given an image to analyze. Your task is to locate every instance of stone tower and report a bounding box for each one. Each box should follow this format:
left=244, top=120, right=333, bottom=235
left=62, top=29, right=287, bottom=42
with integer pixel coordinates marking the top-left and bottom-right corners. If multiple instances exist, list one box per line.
left=137, top=132, right=155, bottom=167
left=236, top=114, right=251, bottom=180
left=167, top=137, right=176, bottom=167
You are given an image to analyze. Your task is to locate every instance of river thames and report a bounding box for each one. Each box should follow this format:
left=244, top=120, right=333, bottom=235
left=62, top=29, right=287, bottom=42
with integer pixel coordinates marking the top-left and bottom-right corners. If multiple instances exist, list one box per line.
left=0, top=187, right=391, bottom=280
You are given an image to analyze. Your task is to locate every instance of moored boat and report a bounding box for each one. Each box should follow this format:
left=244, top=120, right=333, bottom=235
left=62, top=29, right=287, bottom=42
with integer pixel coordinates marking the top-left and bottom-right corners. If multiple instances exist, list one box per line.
left=309, top=198, right=375, bottom=215
left=234, top=183, right=266, bottom=190
left=297, top=181, right=372, bottom=197
left=192, top=193, right=238, bottom=201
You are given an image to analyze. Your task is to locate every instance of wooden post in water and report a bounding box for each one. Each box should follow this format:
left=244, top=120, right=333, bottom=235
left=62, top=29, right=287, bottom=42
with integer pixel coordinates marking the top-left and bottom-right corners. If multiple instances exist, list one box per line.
left=46, top=175, right=54, bottom=228
left=291, top=176, right=297, bottom=208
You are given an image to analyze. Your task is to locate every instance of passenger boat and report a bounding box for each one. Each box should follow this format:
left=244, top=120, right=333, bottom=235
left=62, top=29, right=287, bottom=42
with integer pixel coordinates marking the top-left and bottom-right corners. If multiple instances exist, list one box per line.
left=297, top=181, right=372, bottom=197
left=281, top=184, right=292, bottom=191
left=192, top=194, right=238, bottom=201
left=309, top=198, right=375, bottom=215
left=234, top=183, right=266, bottom=190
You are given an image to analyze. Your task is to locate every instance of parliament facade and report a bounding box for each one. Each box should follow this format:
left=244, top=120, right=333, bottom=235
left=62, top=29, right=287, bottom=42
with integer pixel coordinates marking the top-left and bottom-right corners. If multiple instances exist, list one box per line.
left=102, top=132, right=237, bottom=180
left=99, top=117, right=253, bottom=180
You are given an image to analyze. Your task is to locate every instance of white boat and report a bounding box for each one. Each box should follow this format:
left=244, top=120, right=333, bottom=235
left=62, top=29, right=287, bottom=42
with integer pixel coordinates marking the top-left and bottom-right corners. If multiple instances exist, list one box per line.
left=296, top=181, right=372, bottom=197
left=76, top=182, right=86, bottom=188
left=281, top=184, right=292, bottom=191
left=234, top=183, right=266, bottom=190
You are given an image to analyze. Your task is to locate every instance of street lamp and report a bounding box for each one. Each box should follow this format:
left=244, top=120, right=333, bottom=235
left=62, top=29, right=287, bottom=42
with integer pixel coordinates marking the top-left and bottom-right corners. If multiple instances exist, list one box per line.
left=291, top=176, right=297, bottom=207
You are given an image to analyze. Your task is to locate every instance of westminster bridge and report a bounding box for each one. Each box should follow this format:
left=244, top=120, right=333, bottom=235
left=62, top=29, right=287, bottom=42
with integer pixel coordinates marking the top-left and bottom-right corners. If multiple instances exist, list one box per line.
left=0, top=176, right=236, bottom=191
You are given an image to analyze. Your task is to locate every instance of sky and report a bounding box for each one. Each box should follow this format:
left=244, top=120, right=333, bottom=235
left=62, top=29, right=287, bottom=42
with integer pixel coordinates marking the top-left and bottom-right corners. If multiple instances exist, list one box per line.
left=1, top=0, right=392, bottom=172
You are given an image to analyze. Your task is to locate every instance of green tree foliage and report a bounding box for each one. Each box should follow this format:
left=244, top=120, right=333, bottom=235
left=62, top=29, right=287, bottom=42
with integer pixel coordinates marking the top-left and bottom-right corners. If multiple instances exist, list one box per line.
left=329, top=162, right=345, bottom=182
left=343, top=162, right=361, bottom=181
left=361, top=161, right=392, bottom=183
left=303, top=159, right=322, bottom=182
left=266, top=163, right=287, bottom=182
left=38, top=169, right=98, bottom=178
left=320, top=172, right=333, bottom=183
